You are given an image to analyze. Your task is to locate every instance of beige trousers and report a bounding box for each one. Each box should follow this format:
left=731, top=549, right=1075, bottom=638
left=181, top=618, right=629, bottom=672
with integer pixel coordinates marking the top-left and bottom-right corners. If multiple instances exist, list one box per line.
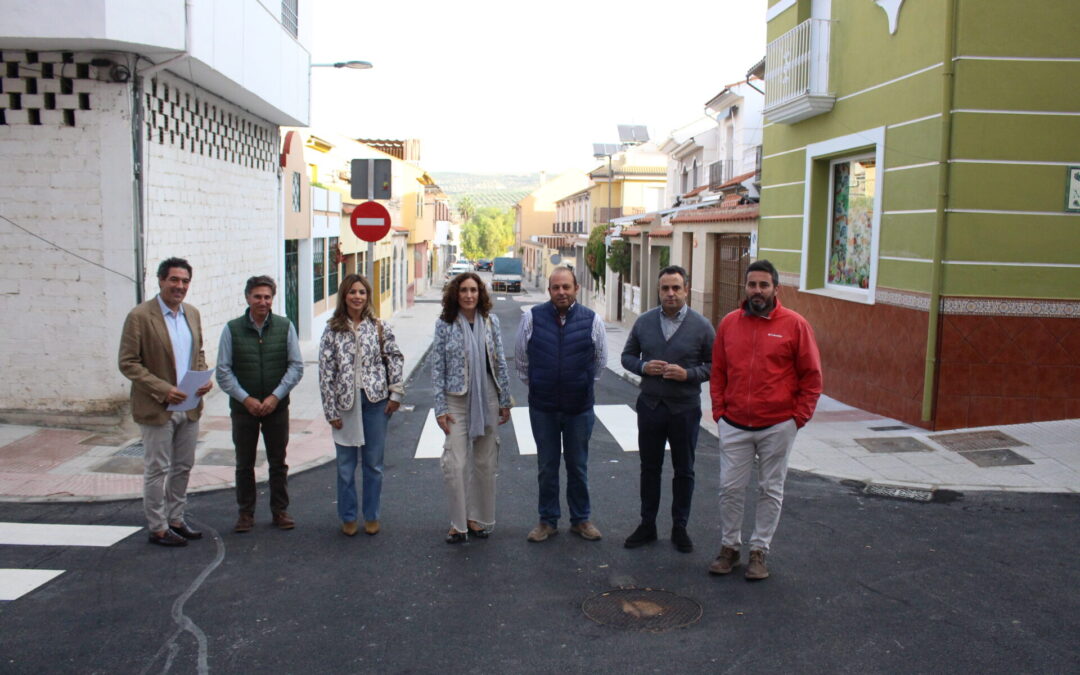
left=440, top=373, right=500, bottom=533
left=140, top=412, right=200, bottom=532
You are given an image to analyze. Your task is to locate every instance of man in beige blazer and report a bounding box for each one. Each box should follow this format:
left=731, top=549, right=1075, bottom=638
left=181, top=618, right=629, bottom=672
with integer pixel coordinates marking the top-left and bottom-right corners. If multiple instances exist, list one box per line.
left=119, top=257, right=213, bottom=547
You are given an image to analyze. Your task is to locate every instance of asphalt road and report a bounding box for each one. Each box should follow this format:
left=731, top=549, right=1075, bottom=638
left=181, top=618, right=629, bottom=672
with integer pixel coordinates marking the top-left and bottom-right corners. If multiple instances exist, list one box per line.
left=1, top=291, right=1078, bottom=674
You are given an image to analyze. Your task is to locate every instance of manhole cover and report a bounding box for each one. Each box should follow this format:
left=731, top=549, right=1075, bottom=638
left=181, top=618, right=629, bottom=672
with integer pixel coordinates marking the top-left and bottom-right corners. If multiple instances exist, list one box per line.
left=582, top=588, right=701, bottom=632
left=855, top=436, right=934, bottom=454
left=957, top=448, right=1033, bottom=468
left=865, top=484, right=934, bottom=501
left=929, top=430, right=1027, bottom=452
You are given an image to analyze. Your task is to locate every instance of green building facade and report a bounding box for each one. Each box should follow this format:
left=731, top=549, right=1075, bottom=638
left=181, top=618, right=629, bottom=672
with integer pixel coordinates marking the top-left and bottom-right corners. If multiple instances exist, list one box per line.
left=760, top=0, right=1080, bottom=428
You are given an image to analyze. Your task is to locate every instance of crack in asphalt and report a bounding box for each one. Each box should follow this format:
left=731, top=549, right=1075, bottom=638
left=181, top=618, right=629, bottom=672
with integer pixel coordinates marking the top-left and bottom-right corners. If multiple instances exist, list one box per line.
left=140, top=516, right=225, bottom=675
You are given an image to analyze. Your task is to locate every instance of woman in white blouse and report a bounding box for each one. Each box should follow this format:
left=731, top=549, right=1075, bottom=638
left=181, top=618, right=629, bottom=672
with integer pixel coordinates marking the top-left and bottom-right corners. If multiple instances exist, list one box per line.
left=318, top=274, right=404, bottom=537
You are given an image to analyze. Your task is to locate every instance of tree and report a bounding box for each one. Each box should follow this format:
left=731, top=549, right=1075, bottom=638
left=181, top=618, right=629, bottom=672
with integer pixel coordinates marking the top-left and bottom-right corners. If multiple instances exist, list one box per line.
left=461, top=206, right=515, bottom=259
left=585, top=224, right=608, bottom=289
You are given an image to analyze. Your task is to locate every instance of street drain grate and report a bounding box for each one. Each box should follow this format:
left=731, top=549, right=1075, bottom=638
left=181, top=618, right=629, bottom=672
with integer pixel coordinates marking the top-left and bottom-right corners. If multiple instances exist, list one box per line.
left=114, top=441, right=145, bottom=458
left=864, top=484, right=934, bottom=501
left=868, top=425, right=909, bottom=432
left=929, top=430, right=1026, bottom=452
left=582, top=588, right=701, bottom=632
left=957, top=448, right=1033, bottom=468
left=855, top=436, right=934, bottom=453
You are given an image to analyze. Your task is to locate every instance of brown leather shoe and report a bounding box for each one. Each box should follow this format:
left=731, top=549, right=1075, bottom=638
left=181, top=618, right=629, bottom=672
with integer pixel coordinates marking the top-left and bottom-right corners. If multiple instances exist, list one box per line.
left=341, top=521, right=359, bottom=536
left=570, top=521, right=602, bottom=541
left=526, top=522, right=558, bottom=542
left=708, top=546, right=740, bottom=575
left=273, top=511, right=295, bottom=530
left=364, top=520, right=380, bottom=535
left=234, top=512, right=255, bottom=533
left=745, top=549, right=769, bottom=580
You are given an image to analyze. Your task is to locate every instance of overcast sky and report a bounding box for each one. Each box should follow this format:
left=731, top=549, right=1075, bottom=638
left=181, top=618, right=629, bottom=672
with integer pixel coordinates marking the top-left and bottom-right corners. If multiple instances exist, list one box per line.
left=310, top=0, right=766, bottom=175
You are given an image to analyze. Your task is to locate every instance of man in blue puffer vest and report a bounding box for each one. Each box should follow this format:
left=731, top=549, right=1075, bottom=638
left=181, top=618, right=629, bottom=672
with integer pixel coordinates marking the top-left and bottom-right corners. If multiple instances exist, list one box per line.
left=515, top=267, right=607, bottom=542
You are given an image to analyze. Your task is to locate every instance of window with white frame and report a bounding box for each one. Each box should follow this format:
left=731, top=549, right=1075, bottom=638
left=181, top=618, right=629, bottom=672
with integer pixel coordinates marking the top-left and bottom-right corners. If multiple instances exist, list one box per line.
left=826, top=156, right=876, bottom=290
left=798, top=127, right=884, bottom=304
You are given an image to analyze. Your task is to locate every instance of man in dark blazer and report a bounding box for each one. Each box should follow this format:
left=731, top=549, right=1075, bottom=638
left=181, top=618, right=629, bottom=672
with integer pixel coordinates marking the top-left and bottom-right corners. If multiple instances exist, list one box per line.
left=118, top=257, right=213, bottom=547
left=620, top=265, right=715, bottom=553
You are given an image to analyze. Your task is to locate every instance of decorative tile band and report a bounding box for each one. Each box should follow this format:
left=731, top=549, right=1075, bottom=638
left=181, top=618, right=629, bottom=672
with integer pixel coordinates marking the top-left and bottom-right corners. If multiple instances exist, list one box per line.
left=780, top=273, right=1080, bottom=318
left=941, top=296, right=1080, bottom=318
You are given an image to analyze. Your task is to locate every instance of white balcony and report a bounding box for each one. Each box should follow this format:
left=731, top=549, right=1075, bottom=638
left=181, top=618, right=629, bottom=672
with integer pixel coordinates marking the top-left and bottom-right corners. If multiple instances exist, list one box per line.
left=764, top=19, right=834, bottom=125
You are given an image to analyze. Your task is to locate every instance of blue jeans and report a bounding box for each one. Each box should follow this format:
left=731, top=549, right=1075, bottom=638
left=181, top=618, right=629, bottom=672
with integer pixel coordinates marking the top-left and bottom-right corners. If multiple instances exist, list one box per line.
left=529, top=408, right=595, bottom=527
left=335, top=394, right=388, bottom=523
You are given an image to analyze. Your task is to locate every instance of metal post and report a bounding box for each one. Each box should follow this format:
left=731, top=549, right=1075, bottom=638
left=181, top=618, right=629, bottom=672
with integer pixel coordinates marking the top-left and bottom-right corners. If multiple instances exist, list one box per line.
left=365, top=161, right=375, bottom=284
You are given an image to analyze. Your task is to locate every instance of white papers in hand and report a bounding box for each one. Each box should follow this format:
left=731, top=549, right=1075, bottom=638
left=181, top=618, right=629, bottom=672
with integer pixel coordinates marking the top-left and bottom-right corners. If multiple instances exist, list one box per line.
left=166, top=370, right=214, bottom=411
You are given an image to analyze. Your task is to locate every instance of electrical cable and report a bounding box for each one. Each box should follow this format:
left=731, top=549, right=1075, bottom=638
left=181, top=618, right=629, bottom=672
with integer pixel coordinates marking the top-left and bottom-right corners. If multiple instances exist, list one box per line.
left=0, top=214, right=137, bottom=283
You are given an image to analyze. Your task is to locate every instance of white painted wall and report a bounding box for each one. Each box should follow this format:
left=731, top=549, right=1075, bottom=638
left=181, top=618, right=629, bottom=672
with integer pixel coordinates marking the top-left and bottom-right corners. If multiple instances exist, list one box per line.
left=0, top=63, right=280, bottom=423
left=1, top=0, right=312, bottom=125
left=0, top=73, right=137, bottom=417
left=142, top=72, right=281, bottom=372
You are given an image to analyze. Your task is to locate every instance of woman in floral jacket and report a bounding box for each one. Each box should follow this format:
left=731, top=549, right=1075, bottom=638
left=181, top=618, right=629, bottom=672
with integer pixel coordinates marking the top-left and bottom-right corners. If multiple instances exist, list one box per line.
left=431, top=272, right=512, bottom=543
left=319, top=274, right=404, bottom=537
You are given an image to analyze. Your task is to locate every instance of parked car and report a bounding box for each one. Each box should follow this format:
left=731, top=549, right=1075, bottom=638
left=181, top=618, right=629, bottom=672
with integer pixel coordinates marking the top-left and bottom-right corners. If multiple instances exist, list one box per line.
left=475, top=259, right=492, bottom=271
left=443, top=262, right=473, bottom=287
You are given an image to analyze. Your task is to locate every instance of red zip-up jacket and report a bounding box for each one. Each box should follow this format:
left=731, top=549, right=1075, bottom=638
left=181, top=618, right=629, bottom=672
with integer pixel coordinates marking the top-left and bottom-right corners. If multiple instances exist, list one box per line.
left=710, top=297, right=823, bottom=428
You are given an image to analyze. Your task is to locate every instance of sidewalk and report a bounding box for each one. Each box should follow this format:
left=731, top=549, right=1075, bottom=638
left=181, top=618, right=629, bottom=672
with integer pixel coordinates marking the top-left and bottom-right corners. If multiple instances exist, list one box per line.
left=1, top=285, right=1078, bottom=502
left=0, top=288, right=444, bottom=503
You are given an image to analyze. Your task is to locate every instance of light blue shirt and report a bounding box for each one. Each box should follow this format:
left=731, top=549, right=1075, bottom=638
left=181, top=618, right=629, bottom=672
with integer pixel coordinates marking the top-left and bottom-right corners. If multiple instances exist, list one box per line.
left=216, top=312, right=304, bottom=402
left=660, top=303, right=689, bottom=341
left=157, top=294, right=192, bottom=384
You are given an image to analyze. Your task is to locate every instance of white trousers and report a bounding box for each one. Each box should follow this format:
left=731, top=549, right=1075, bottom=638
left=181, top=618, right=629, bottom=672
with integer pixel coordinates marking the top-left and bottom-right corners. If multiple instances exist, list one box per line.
left=140, top=412, right=199, bottom=533
left=717, top=418, right=798, bottom=553
left=440, top=373, right=500, bottom=533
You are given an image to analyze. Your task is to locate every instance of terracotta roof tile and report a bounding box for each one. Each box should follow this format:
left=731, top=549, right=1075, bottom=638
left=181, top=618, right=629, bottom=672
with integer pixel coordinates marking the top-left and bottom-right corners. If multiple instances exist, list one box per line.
left=649, top=226, right=673, bottom=238
left=683, top=185, right=708, bottom=198
left=671, top=204, right=760, bottom=224
left=713, top=170, right=756, bottom=191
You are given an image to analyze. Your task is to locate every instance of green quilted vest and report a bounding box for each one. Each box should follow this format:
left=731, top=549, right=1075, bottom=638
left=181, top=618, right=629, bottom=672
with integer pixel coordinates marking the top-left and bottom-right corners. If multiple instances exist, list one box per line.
left=227, top=312, right=291, bottom=413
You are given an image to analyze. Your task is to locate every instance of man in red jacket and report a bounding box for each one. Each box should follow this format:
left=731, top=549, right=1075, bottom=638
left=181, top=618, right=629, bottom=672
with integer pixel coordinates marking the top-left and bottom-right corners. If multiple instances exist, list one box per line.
left=708, top=259, right=822, bottom=580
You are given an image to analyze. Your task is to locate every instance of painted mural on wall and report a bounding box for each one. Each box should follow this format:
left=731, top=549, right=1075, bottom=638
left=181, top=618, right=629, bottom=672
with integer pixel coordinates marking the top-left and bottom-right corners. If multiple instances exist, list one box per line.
left=827, top=159, right=875, bottom=289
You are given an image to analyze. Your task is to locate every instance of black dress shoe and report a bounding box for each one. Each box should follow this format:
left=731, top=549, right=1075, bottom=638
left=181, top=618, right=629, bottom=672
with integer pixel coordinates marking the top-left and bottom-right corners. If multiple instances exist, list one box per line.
left=624, top=522, right=658, bottom=548
left=169, top=522, right=203, bottom=540
left=671, top=525, right=694, bottom=553
left=148, top=529, right=188, bottom=547
left=445, top=531, right=468, bottom=544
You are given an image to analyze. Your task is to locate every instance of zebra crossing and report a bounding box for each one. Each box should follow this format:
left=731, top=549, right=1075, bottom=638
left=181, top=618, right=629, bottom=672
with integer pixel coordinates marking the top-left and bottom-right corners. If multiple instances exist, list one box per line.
left=0, top=522, right=140, bottom=601
left=413, top=404, right=649, bottom=458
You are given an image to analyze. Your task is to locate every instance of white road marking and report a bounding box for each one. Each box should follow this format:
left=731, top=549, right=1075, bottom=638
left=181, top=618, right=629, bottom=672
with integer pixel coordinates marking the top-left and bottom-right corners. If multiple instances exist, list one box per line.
left=510, top=407, right=536, bottom=455
left=0, top=569, right=64, bottom=601
left=0, top=522, right=140, bottom=547
left=414, top=409, right=446, bottom=459
left=594, top=404, right=640, bottom=452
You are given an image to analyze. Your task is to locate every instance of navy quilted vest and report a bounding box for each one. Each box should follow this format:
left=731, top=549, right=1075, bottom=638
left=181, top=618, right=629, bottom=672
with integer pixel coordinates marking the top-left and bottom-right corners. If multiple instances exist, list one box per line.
left=527, top=302, right=596, bottom=414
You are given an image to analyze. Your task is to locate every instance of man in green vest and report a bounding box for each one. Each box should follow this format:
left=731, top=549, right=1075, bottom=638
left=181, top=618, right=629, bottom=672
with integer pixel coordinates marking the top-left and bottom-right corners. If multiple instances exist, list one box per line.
left=216, top=275, right=304, bottom=533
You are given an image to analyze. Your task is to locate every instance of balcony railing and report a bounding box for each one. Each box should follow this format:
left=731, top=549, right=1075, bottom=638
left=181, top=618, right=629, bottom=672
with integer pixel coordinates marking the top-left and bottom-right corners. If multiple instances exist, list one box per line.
left=594, top=206, right=645, bottom=224
left=710, top=160, right=734, bottom=188
left=764, top=18, right=834, bottom=124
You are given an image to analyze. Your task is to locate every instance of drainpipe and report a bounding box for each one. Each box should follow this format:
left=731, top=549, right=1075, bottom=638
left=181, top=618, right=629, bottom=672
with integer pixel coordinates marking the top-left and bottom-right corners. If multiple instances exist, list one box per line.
left=130, top=0, right=192, bottom=302
left=130, top=76, right=146, bottom=303
left=921, top=0, right=959, bottom=424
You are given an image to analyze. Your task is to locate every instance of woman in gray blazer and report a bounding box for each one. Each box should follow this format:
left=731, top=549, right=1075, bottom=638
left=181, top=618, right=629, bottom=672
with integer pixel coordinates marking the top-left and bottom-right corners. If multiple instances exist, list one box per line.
left=431, top=272, right=512, bottom=543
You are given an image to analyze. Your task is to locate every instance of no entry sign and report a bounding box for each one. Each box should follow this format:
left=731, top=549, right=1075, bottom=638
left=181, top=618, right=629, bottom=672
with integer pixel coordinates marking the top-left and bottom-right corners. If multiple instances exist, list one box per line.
left=349, top=201, right=391, bottom=242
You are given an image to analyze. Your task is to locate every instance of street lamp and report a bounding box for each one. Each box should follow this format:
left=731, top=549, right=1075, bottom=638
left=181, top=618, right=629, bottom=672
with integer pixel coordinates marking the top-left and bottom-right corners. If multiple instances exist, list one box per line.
left=311, top=60, right=373, bottom=70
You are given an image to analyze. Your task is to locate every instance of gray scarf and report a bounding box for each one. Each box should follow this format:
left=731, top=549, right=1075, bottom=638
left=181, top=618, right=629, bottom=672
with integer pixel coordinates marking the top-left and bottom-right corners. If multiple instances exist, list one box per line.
left=457, top=312, right=488, bottom=440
